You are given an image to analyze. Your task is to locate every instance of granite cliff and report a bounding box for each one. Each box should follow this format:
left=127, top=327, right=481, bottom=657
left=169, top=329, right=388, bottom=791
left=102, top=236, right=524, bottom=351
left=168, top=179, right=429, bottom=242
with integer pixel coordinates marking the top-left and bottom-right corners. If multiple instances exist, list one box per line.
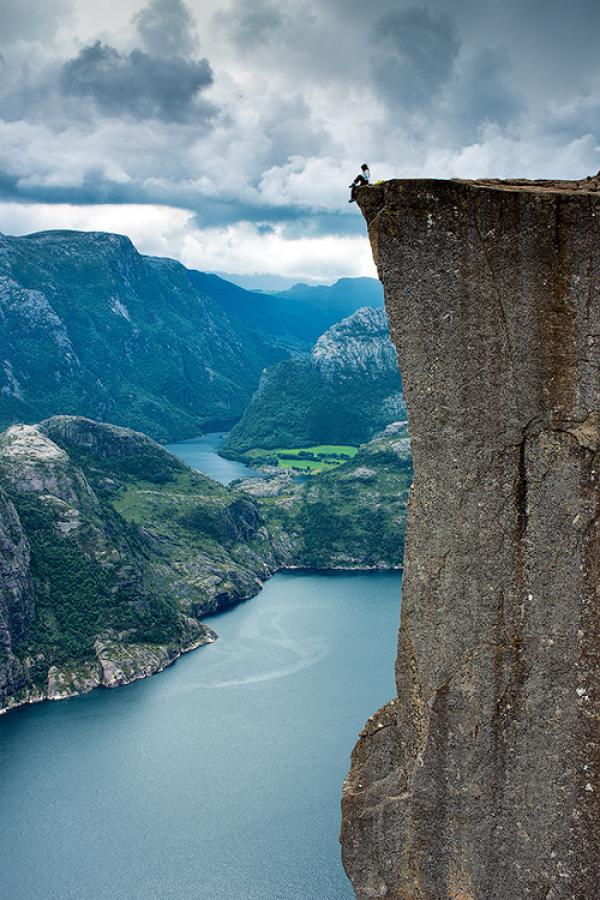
left=341, top=179, right=600, bottom=898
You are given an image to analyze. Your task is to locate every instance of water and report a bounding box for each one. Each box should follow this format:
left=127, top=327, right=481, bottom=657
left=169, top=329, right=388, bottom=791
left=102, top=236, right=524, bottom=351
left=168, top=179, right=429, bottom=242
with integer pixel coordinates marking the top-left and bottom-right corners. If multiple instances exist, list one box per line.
left=0, top=573, right=401, bottom=900
left=0, top=435, right=402, bottom=900
left=164, top=432, right=264, bottom=485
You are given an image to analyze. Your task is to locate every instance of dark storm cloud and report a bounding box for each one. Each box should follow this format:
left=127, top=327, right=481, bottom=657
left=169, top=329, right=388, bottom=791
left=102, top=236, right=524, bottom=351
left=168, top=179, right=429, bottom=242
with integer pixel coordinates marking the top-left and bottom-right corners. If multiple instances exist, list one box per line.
left=260, top=94, right=333, bottom=166
left=0, top=0, right=71, bottom=45
left=3, top=0, right=600, bottom=257
left=60, top=41, right=215, bottom=122
left=133, top=0, right=199, bottom=58
left=0, top=161, right=363, bottom=240
left=369, top=6, right=460, bottom=111
left=452, top=46, right=523, bottom=137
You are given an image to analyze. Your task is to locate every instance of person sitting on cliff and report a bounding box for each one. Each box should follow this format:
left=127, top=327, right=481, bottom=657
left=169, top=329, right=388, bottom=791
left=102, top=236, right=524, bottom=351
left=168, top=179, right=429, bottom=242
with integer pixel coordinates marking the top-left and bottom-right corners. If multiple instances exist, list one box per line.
left=348, top=164, right=370, bottom=202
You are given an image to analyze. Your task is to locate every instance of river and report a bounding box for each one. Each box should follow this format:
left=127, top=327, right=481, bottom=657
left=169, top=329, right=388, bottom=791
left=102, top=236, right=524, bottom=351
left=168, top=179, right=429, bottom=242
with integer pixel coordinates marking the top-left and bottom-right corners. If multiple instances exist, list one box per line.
left=0, top=436, right=402, bottom=900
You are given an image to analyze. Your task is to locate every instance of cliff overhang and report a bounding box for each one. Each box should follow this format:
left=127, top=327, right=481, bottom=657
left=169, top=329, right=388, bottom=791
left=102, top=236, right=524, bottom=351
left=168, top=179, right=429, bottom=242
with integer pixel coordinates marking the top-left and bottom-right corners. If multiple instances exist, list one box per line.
left=342, top=177, right=600, bottom=899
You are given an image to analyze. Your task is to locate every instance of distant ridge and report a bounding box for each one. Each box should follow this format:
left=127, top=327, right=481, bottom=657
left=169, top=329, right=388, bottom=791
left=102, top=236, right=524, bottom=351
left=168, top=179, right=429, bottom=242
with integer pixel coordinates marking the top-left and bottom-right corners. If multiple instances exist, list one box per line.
left=0, top=228, right=382, bottom=440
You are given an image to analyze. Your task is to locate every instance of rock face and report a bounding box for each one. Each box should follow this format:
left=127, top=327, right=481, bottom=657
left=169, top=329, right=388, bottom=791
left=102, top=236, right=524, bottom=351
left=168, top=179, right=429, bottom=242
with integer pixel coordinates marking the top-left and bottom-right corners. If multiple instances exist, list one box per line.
left=341, top=179, right=600, bottom=898
left=0, top=487, right=33, bottom=708
left=311, top=307, right=398, bottom=380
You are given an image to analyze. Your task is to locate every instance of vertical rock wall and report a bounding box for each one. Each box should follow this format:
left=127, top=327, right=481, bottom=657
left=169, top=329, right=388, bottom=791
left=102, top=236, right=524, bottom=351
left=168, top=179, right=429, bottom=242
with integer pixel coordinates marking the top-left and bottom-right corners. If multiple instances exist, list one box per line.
left=0, top=487, right=33, bottom=707
left=341, top=179, right=600, bottom=899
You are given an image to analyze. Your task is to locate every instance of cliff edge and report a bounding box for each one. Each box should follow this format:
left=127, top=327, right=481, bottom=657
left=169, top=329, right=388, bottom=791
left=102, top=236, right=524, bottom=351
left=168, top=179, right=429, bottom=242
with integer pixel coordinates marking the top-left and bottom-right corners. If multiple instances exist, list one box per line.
left=341, top=178, right=600, bottom=899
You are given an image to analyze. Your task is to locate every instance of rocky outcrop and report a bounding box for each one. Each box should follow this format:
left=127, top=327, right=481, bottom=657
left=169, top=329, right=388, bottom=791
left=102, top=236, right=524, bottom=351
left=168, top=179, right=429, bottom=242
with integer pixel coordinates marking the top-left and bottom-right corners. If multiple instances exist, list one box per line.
left=311, top=307, right=398, bottom=380
left=0, top=416, right=285, bottom=715
left=341, top=179, right=600, bottom=898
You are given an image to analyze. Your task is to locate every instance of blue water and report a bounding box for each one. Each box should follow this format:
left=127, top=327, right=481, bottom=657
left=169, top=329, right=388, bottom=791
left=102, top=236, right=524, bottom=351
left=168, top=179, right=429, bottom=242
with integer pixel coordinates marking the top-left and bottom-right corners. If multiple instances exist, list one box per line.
left=0, top=436, right=402, bottom=900
left=164, top=432, right=264, bottom=485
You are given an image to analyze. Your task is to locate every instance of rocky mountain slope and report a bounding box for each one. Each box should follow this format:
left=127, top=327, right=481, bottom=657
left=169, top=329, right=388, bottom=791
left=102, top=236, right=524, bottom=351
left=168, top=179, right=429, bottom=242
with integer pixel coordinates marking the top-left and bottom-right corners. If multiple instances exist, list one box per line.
left=223, top=306, right=404, bottom=454
left=0, top=229, right=381, bottom=440
left=0, top=416, right=285, bottom=714
left=342, top=178, right=600, bottom=899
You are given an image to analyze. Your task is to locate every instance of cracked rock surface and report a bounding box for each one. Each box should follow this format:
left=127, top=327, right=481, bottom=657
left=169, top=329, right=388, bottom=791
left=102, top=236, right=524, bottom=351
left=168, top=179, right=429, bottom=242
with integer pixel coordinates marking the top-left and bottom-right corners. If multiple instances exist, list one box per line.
left=341, top=179, right=600, bottom=899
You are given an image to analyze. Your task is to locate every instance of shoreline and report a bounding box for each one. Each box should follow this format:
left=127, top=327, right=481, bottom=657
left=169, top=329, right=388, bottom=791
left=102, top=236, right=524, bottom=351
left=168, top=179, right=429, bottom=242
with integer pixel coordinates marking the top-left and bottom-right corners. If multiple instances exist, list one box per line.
left=0, top=566, right=402, bottom=719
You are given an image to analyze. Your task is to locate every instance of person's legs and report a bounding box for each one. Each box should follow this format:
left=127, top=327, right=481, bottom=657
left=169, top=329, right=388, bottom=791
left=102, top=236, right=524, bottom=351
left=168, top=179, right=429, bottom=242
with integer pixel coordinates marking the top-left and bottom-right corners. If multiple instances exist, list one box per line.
left=349, top=175, right=367, bottom=202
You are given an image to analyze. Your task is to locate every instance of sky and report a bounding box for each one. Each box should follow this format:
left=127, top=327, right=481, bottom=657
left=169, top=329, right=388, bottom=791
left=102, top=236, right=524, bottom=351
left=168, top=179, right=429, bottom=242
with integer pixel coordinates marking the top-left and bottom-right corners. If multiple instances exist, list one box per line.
left=1, top=0, right=600, bottom=283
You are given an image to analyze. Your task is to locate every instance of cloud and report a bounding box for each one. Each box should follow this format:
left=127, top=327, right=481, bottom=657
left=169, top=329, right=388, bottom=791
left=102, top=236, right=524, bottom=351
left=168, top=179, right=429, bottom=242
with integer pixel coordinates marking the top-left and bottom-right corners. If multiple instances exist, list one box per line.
left=215, top=0, right=285, bottom=49
left=2, top=0, right=600, bottom=281
left=0, top=200, right=376, bottom=281
left=132, top=0, right=199, bottom=58
left=0, top=0, right=72, bottom=45
left=450, top=46, right=523, bottom=139
left=370, top=6, right=460, bottom=112
left=60, top=41, right=215, bottom=121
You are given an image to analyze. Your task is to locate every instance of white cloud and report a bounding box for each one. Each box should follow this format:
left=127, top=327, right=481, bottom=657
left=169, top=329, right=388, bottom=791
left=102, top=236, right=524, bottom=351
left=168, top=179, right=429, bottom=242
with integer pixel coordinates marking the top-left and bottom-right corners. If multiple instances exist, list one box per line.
left=2, top=0, right=600, bottom=279
left=0, top=201, right=376, bottom=281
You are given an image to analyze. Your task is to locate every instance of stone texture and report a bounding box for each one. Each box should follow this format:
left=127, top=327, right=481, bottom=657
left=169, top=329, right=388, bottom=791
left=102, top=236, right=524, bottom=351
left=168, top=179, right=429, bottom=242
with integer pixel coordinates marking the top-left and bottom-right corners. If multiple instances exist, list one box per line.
left=311, top=307, right=399, bottom=380
left=341, top=179, right=600, bottom=899
left=0, top=486, right=33, bottom=708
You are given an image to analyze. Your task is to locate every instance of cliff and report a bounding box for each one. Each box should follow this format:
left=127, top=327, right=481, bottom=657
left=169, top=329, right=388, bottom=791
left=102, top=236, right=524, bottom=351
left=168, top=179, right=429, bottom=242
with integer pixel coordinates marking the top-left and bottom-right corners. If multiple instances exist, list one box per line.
left=341, top=179, right=600, bottom=898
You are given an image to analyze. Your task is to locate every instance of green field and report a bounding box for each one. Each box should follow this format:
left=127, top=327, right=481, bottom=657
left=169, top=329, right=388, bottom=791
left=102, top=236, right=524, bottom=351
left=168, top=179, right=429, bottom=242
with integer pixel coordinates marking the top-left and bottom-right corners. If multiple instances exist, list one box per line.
left=246, top=445, right=358, bottom=474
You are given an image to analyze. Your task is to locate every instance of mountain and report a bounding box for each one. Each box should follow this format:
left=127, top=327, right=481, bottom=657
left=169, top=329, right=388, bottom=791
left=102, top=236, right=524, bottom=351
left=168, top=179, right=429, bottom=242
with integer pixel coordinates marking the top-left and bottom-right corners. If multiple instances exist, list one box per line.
left=0, top=412, right=412, bottom=714
left=0, top=416, right=285, bottom=714
left=222, top=306, right=404, bottom=454
left=239, top=420, right=412, bottom=570
left=0, top=229, right=382, bottom=440
left=188, top=271, right=383, bottom=348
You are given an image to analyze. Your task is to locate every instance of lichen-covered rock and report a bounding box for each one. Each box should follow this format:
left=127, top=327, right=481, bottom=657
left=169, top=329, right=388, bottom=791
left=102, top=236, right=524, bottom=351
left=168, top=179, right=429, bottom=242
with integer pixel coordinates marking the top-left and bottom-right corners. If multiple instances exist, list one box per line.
left=342, top=179, right=600, bottom=899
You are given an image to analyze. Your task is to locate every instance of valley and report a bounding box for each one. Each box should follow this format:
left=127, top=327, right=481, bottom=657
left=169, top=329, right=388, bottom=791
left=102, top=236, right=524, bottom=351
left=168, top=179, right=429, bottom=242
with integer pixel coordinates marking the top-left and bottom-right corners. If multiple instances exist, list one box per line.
left=0, top=226, right=408, bottom=899
left=243, top=444, right=358, bottom=474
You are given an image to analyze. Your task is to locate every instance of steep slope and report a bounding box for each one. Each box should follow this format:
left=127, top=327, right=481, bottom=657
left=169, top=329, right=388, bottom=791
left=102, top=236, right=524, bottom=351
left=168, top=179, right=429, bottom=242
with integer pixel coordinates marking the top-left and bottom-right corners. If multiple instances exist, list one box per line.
left=223, top=307, right=404, bottom=453
left=341, top=179, right=600, bottom=899
left=0, top=229, right=382, bottom=441
left=0, top=487, right=34, bottom=709
left=0, top=230, right=287, bottom=439
left=0, top=416, right=283, bottom=714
